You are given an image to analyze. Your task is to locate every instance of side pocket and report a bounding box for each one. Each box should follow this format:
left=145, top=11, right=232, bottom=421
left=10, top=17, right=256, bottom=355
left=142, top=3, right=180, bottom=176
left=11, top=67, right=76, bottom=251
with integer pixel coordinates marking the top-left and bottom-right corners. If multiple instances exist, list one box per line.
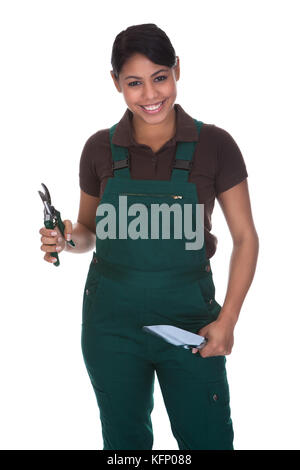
left=207, top=377, right=230, bottom=408
left=201, top=377, right=234, bottom=449
left=207, top=377, right=234, bottom=437
left=197, top=275, right=216, bottom=312
left=82, top=264, right=104, bottom=324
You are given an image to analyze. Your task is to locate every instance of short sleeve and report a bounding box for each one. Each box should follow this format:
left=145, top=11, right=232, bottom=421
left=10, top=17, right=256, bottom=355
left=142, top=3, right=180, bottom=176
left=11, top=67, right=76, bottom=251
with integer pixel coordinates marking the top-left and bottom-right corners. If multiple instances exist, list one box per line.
left=79, top=135, right=101, bottom=197
left=214, top=127, right=248, bottom=196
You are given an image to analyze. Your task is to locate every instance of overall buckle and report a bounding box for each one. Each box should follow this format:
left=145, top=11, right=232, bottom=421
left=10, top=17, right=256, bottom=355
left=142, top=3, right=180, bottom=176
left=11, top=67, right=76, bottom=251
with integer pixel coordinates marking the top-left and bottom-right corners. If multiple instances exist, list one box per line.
left=173, top=159, right=193, bottom=171
left=112, top=157, right=130, bottom=172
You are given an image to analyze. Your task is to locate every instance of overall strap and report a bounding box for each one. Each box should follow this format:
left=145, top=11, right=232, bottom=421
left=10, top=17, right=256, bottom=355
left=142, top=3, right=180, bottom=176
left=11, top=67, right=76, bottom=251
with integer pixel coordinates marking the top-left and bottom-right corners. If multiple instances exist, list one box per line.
left=109, top=119, right=203, bottom=181
left=109, top=124, right=131, bottom=179
left=170, top=119, right=203, bottom=182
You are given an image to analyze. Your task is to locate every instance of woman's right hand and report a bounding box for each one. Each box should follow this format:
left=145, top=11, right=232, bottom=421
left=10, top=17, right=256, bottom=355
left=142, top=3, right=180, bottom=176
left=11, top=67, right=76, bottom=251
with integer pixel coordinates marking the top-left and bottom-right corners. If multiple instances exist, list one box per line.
left=39, top=220, right=73, bottom=263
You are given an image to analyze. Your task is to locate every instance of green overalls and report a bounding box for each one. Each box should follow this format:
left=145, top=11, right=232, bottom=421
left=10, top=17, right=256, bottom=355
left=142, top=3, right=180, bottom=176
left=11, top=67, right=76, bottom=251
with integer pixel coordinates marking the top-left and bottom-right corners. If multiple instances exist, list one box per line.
left=81, top=119, right=234, bottom=450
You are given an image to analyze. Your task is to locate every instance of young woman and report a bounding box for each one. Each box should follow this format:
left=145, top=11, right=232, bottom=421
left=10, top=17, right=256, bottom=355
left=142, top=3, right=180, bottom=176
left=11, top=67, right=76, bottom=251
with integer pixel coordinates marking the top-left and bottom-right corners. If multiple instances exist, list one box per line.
left=39, top=24, right=259, bottom=450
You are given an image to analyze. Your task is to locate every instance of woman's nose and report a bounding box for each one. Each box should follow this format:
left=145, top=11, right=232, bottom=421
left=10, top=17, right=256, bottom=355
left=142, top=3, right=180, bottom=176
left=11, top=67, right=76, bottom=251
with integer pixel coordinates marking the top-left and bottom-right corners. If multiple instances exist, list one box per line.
left=141, top=82, right=160, bottom=102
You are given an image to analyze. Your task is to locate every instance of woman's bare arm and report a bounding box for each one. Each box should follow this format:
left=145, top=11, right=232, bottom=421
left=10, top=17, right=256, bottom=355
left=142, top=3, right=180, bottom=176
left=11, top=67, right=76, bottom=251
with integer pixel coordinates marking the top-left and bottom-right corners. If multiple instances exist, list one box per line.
left=195, top=179, right=259, bottom=357
left=216, top=179, right=259, bottom=323
left=64, top=190, right=101, bottom=253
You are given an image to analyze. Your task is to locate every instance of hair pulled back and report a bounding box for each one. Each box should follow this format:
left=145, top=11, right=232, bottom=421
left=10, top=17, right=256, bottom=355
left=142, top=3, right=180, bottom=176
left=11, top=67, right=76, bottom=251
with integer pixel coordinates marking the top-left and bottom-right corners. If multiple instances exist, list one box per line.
left=111, top=23, right=177, bottom=79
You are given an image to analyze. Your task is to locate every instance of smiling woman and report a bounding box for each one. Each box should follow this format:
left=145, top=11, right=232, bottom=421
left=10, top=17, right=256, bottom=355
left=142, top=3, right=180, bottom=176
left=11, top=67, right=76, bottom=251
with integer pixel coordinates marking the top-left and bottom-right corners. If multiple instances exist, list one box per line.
left=68, top=23, right=260, bottom=451
left=110, top=25, right=180, bottom=150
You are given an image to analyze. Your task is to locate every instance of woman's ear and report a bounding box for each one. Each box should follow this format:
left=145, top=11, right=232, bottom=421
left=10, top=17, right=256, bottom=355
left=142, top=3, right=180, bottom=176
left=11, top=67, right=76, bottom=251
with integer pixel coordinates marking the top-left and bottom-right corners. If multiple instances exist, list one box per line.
left=110, top=70, right=122, bottom=92
left=174, top=56, right=180, bottom=81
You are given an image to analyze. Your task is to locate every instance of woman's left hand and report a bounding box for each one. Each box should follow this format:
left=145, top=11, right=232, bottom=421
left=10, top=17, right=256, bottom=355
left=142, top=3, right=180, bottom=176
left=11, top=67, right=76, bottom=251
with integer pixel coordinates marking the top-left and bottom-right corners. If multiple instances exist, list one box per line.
left=192, top=314, right=236, bottom=358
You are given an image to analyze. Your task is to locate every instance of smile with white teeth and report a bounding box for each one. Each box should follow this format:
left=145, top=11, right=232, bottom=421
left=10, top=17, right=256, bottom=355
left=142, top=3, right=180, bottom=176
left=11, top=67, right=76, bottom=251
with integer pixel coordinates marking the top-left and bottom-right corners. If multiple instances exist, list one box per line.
left=142, top=102, right=162, bottom=110
left=139, top=99, right=166, bottom=114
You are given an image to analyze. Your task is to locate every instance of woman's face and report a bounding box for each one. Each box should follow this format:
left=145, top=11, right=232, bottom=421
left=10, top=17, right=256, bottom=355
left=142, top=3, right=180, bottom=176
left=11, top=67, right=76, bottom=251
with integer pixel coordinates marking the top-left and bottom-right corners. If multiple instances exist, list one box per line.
left=111, top=53, right=180, bottom=125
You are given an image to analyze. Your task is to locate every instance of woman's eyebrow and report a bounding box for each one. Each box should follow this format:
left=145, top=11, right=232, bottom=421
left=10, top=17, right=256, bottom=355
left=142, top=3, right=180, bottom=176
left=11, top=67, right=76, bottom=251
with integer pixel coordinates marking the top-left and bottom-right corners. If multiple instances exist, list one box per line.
left=124, top=69, right=169, bottom=80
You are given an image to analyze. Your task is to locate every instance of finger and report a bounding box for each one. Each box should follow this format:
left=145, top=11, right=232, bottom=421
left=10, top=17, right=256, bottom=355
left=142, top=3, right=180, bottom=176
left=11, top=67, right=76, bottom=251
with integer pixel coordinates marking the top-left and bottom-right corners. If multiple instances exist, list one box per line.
left=191, top=329, right=208, bottom=354
left=192, top=341, right=209, bottom=355
left=198, top=326, right=209, bottom=337
left=39, top=227, right=58, bottom=237
left=41, top=232, right=64, bottom=244
left=41, top=236, right=57, bottom=245
left=199, top=342, right=217, bottom=358
left=40, top=244, right=62, bottom=253
left=201, top=344, right=228, bottom=358
left=200, top=348, right=212, bottom=358
left=63, top=220, right=72, bottom=241
left=44, top=252, right=58, bottom=263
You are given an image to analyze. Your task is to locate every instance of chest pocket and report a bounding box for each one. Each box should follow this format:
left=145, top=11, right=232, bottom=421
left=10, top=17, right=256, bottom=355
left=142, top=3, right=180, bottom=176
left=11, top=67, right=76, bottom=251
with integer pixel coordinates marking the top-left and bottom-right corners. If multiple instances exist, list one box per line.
left=95, top=188, right=205, bottom=270
left=103, top=192, right=197, bottom=237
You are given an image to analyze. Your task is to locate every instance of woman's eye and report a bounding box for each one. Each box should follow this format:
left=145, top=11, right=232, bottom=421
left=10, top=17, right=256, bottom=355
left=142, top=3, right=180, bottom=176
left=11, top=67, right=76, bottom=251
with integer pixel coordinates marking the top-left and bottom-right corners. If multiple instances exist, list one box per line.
left=128, top=81, right=140, bottom=87
left=155, top=75, right=167, bottom=82
left=128, top=76, right=167, bottom=87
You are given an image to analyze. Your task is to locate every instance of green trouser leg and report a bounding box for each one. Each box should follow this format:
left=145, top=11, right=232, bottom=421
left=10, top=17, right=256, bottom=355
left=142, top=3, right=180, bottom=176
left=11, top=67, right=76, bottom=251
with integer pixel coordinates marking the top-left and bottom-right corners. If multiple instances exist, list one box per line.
left=81, top=259, right=234, bottom=450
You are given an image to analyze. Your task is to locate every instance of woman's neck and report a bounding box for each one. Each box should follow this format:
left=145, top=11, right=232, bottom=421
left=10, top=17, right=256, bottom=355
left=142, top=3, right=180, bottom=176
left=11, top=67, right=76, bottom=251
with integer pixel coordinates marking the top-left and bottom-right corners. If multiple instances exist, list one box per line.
left=131, top=106, right=176, bottom=147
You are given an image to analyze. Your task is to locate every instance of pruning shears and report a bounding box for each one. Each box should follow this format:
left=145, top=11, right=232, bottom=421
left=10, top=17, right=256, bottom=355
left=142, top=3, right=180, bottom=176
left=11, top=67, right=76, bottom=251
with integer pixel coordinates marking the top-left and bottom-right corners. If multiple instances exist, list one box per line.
left=38, top=183, right=75, bottom=266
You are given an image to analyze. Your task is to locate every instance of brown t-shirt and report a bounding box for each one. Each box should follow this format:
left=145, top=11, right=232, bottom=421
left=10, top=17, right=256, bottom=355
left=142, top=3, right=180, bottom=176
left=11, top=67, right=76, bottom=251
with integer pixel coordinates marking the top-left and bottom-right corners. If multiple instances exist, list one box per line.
left=79, top=103, right=248, bottom=259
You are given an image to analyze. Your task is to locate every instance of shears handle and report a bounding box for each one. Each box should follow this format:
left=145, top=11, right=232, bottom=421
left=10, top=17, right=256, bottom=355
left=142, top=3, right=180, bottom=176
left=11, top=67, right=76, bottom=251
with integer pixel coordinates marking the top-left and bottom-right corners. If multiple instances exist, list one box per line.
left=44, top=219, right=60, bottom=267
left=54, top=209, right=75, bottom=247
left=44, top=210, right=76, bottom=267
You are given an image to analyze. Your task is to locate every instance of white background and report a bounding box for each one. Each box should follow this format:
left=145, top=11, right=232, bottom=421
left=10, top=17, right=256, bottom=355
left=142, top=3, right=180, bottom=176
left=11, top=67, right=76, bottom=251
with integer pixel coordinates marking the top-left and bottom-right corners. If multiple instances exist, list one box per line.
left=1, top=0, right=299, bottom=450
